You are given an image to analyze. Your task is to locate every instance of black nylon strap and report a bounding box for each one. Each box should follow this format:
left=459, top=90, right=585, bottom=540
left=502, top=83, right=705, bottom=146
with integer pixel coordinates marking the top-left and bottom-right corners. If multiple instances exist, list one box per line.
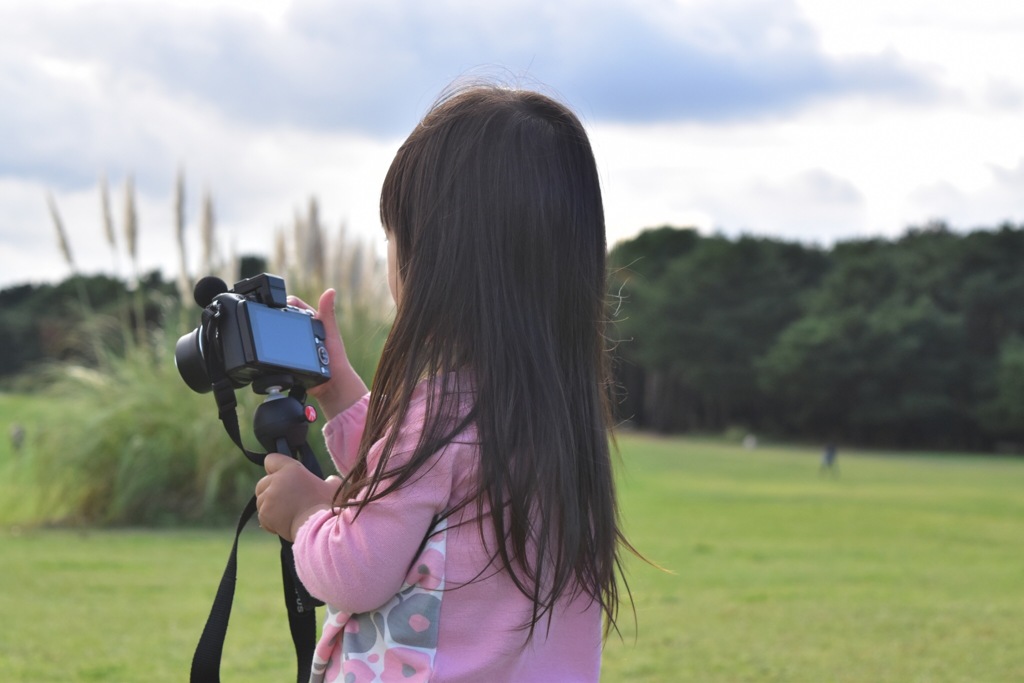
left=281, top=538, right=318, bottom=682
left=190, top=443, right=325, bottom=683
left=190, top=494, right=258, bottom=683
left=212, top=375, right=267, bottom=466
left=280, top=441, right=326, bottom=617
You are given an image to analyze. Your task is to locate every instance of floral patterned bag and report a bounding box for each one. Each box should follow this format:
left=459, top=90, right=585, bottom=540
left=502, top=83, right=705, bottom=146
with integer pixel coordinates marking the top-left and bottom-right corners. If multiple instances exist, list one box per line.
left=309, top=519, right=448, bottom=683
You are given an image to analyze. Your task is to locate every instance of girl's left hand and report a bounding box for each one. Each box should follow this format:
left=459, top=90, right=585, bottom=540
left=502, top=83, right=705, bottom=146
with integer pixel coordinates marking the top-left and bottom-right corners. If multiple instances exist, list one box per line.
left=255, top=453, right=339, bottom=541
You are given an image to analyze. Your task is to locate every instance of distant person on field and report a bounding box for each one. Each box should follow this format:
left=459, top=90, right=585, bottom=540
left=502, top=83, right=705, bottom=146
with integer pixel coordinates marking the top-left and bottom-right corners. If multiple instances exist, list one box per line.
left=9, top=423, right=25, bottom=454
left=820, top=442, right=839, bottom=476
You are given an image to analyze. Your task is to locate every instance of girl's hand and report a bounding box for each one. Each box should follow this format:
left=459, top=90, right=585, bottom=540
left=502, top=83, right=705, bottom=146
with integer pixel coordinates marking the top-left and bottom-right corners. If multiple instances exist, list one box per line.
left=255, top=453, right=340, bottom=541
left=288, top=288, right=369, bottom=421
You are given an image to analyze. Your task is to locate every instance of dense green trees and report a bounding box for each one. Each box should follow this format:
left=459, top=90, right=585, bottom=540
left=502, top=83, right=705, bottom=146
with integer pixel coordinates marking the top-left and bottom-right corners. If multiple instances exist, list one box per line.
left=0, top=260, right=271, bottom=384
left=610, top=229, right=829, bottom=433
left=610, top=222, right=1024, bottom=451
left=5, top=223, right=1024, bottom=452
left=0, top=273, right=177, bottom=381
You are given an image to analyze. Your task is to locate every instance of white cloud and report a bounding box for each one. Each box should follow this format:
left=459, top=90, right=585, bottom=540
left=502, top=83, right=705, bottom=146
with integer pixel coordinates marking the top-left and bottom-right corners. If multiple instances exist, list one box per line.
left=714, top=169, right=865, bottom=241
left=0, top=70, right=400, bottom=285
left=985, top=80, right=1024, bottom=110
left=1, top=0, right=941, bottom=150
left=909, top=158, right=1024, bottom=228
left=1, top=0, right=1024, bottom=289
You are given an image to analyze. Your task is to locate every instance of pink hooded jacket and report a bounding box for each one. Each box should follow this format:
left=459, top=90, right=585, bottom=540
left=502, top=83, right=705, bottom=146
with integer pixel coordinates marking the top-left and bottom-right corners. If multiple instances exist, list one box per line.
left=293, top=382, right=602, bottom=682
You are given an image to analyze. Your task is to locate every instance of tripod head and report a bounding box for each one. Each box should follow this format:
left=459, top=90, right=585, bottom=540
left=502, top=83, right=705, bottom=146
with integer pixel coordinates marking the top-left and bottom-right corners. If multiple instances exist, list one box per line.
left=251, top=374, right=317, bottom=457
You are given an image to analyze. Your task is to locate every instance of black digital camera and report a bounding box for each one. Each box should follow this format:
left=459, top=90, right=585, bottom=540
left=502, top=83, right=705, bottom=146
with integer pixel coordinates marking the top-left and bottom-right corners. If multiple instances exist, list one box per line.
left=175, top=273, right=331, bottom=394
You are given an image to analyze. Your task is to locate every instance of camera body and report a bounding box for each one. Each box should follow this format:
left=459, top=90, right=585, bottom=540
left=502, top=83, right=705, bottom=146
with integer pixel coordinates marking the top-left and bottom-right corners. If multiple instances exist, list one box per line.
left=175, top=273, right=331, bottom=394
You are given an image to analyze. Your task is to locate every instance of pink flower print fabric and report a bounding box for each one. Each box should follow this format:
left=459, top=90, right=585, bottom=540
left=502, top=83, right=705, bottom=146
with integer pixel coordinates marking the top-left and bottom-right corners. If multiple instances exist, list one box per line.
left=309, top=521, right=448, bottom=683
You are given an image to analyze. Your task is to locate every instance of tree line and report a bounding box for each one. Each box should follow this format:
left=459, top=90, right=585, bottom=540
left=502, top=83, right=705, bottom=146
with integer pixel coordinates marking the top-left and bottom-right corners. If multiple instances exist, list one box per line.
left=0, top=256, right=267, bottom=384
left=5, top=222, right=1024, bottom=453
left=608, top=222, right=1024, bottom=452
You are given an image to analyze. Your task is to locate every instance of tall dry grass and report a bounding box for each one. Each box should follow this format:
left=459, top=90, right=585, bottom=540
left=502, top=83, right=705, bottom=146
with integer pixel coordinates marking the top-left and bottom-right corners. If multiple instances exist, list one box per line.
left=17, top=175, right=393, bottom=526
left=269, top=196, right=392, bottom=383
left=100, top=174, right=119, bottom=275
left=46, top=191, right=76, bottom=275
left=123, top=175, right=139, bottom=288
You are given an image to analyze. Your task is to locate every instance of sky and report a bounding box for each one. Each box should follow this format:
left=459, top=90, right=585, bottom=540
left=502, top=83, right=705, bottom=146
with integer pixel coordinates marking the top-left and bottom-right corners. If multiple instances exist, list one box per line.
left=2, top=0, right=1023, bottom=289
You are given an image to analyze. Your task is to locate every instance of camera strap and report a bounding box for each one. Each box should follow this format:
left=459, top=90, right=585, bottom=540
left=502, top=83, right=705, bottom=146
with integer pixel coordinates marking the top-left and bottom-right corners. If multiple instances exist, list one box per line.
left=190, top=443, right=324, bottom=683
left=209, top=374, right=271, bottom=466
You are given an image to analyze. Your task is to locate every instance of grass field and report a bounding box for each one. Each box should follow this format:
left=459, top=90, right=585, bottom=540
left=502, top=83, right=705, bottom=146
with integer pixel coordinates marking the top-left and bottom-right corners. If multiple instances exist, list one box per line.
left=605, top=435, right=1024, bottom=682
left=2, top=393, right=1024, bottom=681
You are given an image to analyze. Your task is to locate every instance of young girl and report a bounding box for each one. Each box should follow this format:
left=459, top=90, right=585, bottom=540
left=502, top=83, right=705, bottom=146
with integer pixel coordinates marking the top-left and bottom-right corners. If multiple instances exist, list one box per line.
left=255, top=83, right=632, bottom=682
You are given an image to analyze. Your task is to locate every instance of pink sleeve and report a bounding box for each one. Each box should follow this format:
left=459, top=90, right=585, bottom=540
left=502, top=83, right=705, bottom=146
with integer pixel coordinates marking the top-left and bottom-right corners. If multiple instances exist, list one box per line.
left=321, top=393, right=370, bottom=475
left=292, top=403, right=456, bottom=614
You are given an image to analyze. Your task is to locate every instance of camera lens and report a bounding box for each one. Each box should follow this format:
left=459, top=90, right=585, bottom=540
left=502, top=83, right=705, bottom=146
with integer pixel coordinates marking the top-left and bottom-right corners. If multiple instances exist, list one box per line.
left=175, top=327, right=213, bottom=393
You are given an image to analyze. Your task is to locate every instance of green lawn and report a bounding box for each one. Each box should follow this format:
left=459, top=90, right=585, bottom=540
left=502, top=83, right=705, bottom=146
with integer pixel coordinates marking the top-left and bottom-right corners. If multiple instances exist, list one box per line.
left=2, top=405, right=1023, bottom=681
left=604, top=434, right=1024, bottom=682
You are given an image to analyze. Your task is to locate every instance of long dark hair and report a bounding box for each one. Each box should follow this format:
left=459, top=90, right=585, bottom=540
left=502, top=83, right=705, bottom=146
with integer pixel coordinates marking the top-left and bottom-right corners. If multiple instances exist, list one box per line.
left=337, top=84, right=632, bottom=635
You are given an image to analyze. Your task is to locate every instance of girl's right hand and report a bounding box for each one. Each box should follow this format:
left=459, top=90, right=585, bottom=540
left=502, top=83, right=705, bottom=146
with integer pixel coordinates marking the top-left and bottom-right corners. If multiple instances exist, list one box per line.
left=288, top=288, right=369, bottom=421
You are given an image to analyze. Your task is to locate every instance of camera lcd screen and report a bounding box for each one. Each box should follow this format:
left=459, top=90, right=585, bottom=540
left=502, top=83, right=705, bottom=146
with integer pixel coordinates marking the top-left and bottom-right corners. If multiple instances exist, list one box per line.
left=246, top=305, right=321, bottom=373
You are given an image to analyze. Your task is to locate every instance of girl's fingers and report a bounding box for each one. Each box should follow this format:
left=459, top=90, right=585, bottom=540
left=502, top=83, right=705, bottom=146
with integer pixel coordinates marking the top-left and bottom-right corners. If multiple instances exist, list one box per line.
left=264, top=452, right=294, bottom=474
left=287, top=295, right=314, bottom=312
left=316, top=289, right=338, bottom=327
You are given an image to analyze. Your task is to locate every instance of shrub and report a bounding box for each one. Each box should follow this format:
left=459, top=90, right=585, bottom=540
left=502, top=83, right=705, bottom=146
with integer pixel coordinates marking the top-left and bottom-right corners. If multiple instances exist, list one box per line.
left=8, top=297, right=387, bottom=526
